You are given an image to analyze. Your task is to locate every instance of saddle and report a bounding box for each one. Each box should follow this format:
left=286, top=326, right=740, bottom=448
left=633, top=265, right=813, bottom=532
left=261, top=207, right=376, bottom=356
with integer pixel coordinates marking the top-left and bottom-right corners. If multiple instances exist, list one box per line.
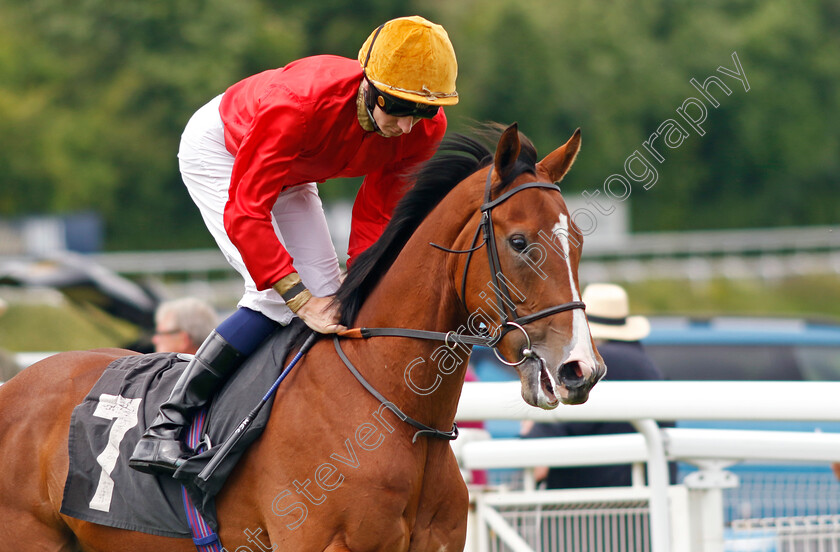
left=60, top=319, right=308, bottom=536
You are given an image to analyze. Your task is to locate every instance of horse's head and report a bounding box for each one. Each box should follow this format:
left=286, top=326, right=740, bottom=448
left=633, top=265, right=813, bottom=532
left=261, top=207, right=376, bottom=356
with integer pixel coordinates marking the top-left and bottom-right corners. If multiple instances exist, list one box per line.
left=456, top=124, right=606, bottom=408
left=336, top=122, right=605, bottom=408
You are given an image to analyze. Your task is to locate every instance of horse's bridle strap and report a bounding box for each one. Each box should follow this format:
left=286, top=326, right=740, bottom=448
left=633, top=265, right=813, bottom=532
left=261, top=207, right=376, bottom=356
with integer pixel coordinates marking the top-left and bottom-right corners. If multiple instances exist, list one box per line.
left=341, top=327, right=496, bottom=347
left=512, top=301, right=586, bottom=327
left=333, top=337, right=458, bottom=443
left=337, top=299, right=585, bottom=347
left=337, top=299, right=585, bottom=354
left=480, top=181, right=561, bottom=211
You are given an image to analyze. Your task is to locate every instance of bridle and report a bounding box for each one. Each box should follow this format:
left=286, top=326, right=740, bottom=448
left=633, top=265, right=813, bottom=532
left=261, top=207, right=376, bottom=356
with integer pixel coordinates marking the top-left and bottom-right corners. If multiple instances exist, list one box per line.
left=433, top=168, right=586, bottom=365
left=334, top=166, right=586, bottom=441
left=341, top=167, right=586, bottom=364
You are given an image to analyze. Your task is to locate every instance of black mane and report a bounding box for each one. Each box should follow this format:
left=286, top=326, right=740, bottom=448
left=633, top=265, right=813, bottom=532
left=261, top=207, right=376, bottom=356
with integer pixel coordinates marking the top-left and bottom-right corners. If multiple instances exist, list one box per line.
left=336, top=124, right=537, bottom=326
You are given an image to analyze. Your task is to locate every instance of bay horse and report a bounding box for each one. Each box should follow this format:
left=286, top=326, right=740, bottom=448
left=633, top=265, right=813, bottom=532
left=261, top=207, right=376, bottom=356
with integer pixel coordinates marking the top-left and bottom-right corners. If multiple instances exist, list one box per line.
left=0, top=123, right=605, bottom=551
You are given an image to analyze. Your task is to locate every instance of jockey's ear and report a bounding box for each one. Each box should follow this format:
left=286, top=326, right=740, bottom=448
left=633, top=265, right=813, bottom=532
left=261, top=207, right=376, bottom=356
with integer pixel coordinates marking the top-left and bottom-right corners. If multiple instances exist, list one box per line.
left=493, top=123, right=521, bottom=184
left=537, top=128, right=581, bottom=185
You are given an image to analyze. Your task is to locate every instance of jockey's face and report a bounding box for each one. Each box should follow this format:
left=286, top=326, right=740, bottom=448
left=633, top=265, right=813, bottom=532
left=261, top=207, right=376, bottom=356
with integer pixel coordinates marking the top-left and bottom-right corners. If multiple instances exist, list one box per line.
left=363, top=79, right=437, bottom=137
left=372, top=108, right=417, bottom=137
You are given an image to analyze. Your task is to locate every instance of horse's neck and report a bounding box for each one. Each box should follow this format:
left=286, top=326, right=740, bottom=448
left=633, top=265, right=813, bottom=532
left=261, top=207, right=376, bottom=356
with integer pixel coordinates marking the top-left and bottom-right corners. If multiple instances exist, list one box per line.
left=348, top=195, right=478, bottom=430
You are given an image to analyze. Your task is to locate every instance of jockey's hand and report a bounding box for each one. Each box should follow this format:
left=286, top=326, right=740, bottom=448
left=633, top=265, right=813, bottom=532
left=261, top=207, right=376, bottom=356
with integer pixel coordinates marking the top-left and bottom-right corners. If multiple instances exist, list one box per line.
left=296, top=295, right=347, bottom=334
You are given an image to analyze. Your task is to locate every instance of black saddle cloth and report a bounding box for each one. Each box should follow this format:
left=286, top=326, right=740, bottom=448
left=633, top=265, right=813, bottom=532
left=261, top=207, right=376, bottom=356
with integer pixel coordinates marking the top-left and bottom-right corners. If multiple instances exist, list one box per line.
left=60, top=319, right=309, bottom=536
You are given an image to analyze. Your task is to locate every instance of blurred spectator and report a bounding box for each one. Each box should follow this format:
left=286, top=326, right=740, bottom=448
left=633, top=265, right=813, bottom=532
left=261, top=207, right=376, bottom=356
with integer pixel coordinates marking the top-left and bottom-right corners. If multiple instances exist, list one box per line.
left=522, top=283, right=676, bottom=489
left=152, top=298, right=219, bottom=354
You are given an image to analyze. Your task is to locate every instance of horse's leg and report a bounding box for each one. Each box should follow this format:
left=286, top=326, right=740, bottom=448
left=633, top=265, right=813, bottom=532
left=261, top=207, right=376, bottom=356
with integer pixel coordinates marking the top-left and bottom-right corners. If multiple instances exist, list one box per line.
left=0, top=512, right=79, bottom=551
left=0, top=430, right=79, bottom=551
left=408, top=445, right=469, bottom=552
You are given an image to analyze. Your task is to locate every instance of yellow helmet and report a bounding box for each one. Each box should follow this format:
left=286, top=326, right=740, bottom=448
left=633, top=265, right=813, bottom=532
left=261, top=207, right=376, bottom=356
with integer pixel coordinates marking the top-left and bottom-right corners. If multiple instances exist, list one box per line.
left=358, top=16, right=458, bottom=106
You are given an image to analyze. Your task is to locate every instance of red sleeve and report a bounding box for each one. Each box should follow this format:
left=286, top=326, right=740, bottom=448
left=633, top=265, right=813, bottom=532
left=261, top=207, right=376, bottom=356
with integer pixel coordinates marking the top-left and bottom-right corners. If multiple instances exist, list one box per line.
left=223, top=86, right=305, bottom=290
left=347, top=111, right=447, bottom=265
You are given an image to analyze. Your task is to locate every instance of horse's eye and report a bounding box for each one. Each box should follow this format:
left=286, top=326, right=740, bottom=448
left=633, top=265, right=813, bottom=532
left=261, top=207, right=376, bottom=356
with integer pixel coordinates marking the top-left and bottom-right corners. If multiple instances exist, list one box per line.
left=509, top=234, right=528, bottom=252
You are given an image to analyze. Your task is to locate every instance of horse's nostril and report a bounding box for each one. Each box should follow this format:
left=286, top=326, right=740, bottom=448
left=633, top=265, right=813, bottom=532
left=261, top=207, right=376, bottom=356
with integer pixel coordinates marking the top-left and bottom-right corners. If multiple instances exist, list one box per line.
left=559, top=361, right=586, bottom=390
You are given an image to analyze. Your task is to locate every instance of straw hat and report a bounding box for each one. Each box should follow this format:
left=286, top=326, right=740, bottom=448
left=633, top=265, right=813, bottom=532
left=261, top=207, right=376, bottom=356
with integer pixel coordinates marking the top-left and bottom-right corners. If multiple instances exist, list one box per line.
left=582, top=283, right=650, bottom=341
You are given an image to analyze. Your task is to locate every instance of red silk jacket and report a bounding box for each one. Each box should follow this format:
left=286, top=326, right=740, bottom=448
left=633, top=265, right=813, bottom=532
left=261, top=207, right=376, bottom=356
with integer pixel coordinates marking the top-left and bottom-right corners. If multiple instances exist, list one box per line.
left=219, top=55, right=446, bottom=291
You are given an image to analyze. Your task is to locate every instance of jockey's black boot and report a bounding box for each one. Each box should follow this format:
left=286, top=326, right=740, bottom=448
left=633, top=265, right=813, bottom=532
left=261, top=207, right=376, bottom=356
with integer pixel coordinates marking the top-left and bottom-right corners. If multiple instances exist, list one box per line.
left=128, top=331, right=242, bottom=475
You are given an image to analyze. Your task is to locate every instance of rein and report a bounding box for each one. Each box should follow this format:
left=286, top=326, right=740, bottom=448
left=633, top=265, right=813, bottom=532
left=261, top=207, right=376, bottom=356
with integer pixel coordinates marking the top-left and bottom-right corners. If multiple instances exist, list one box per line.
left=333, top=337, right=458, bottom=442
left=335, top=167, right=585, bottom=442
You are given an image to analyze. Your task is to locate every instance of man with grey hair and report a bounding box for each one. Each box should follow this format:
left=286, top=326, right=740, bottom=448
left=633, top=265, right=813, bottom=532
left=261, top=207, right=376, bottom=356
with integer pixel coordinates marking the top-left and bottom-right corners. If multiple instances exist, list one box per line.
left=152, top=298, right=219, bottom=355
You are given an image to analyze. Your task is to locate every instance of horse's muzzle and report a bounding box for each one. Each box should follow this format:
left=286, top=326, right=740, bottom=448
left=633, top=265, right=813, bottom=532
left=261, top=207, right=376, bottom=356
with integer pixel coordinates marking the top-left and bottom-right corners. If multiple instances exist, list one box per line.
left=556, top=360, right=594, bottom=405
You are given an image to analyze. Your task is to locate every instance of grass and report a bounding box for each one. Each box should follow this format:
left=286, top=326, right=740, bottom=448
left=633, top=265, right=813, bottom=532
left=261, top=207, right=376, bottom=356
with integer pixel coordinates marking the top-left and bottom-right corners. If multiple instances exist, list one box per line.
left=0, top=299, right=140, bottom=352
left=621, top=275, right=840, bottom=322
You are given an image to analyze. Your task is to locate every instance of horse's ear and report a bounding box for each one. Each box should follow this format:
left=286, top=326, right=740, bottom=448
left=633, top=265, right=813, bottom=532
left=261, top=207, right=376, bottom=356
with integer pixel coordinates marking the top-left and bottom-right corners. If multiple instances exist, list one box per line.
left=494, top=123, right=522, bottom=182
left=537, top=128, right=581, bottom=184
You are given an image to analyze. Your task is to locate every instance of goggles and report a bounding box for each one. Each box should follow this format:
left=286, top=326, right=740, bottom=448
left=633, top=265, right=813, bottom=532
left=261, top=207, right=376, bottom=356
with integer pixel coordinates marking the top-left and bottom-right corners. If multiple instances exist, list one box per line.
left=365, top=77, right=440, bottom=119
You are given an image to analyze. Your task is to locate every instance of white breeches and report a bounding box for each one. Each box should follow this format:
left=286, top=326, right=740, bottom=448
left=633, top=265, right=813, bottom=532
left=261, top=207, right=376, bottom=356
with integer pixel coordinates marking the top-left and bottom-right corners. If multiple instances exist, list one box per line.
left=177, top=94, right=342, bottom=324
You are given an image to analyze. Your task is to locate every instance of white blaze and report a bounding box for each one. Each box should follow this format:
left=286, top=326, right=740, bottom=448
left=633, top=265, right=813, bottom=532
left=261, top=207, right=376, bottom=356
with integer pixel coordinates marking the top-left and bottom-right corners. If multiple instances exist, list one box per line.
left=553, top=214, right=597, bottom=363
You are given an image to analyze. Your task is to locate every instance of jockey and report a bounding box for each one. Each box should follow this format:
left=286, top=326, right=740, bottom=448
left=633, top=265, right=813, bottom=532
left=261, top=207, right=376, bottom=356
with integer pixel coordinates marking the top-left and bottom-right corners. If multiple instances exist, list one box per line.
left=129, top=16, right=459, bottom=475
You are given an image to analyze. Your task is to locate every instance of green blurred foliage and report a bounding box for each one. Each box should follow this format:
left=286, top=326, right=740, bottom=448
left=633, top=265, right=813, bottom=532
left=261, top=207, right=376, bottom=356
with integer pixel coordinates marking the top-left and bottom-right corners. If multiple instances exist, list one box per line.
left=0, top=0, right=305, bottom=248
left=0, top=0, right=837, bottom=250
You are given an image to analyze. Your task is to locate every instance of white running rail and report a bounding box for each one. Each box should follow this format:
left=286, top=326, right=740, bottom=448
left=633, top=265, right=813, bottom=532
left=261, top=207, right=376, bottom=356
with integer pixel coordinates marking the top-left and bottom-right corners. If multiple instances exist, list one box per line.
left=455, top=381, right=840, bottom=552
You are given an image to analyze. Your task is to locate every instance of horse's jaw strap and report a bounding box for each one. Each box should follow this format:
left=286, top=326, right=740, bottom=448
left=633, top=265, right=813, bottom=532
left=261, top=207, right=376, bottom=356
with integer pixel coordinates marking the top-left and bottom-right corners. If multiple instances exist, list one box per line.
left=333, top=337, right=458, bottom=442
